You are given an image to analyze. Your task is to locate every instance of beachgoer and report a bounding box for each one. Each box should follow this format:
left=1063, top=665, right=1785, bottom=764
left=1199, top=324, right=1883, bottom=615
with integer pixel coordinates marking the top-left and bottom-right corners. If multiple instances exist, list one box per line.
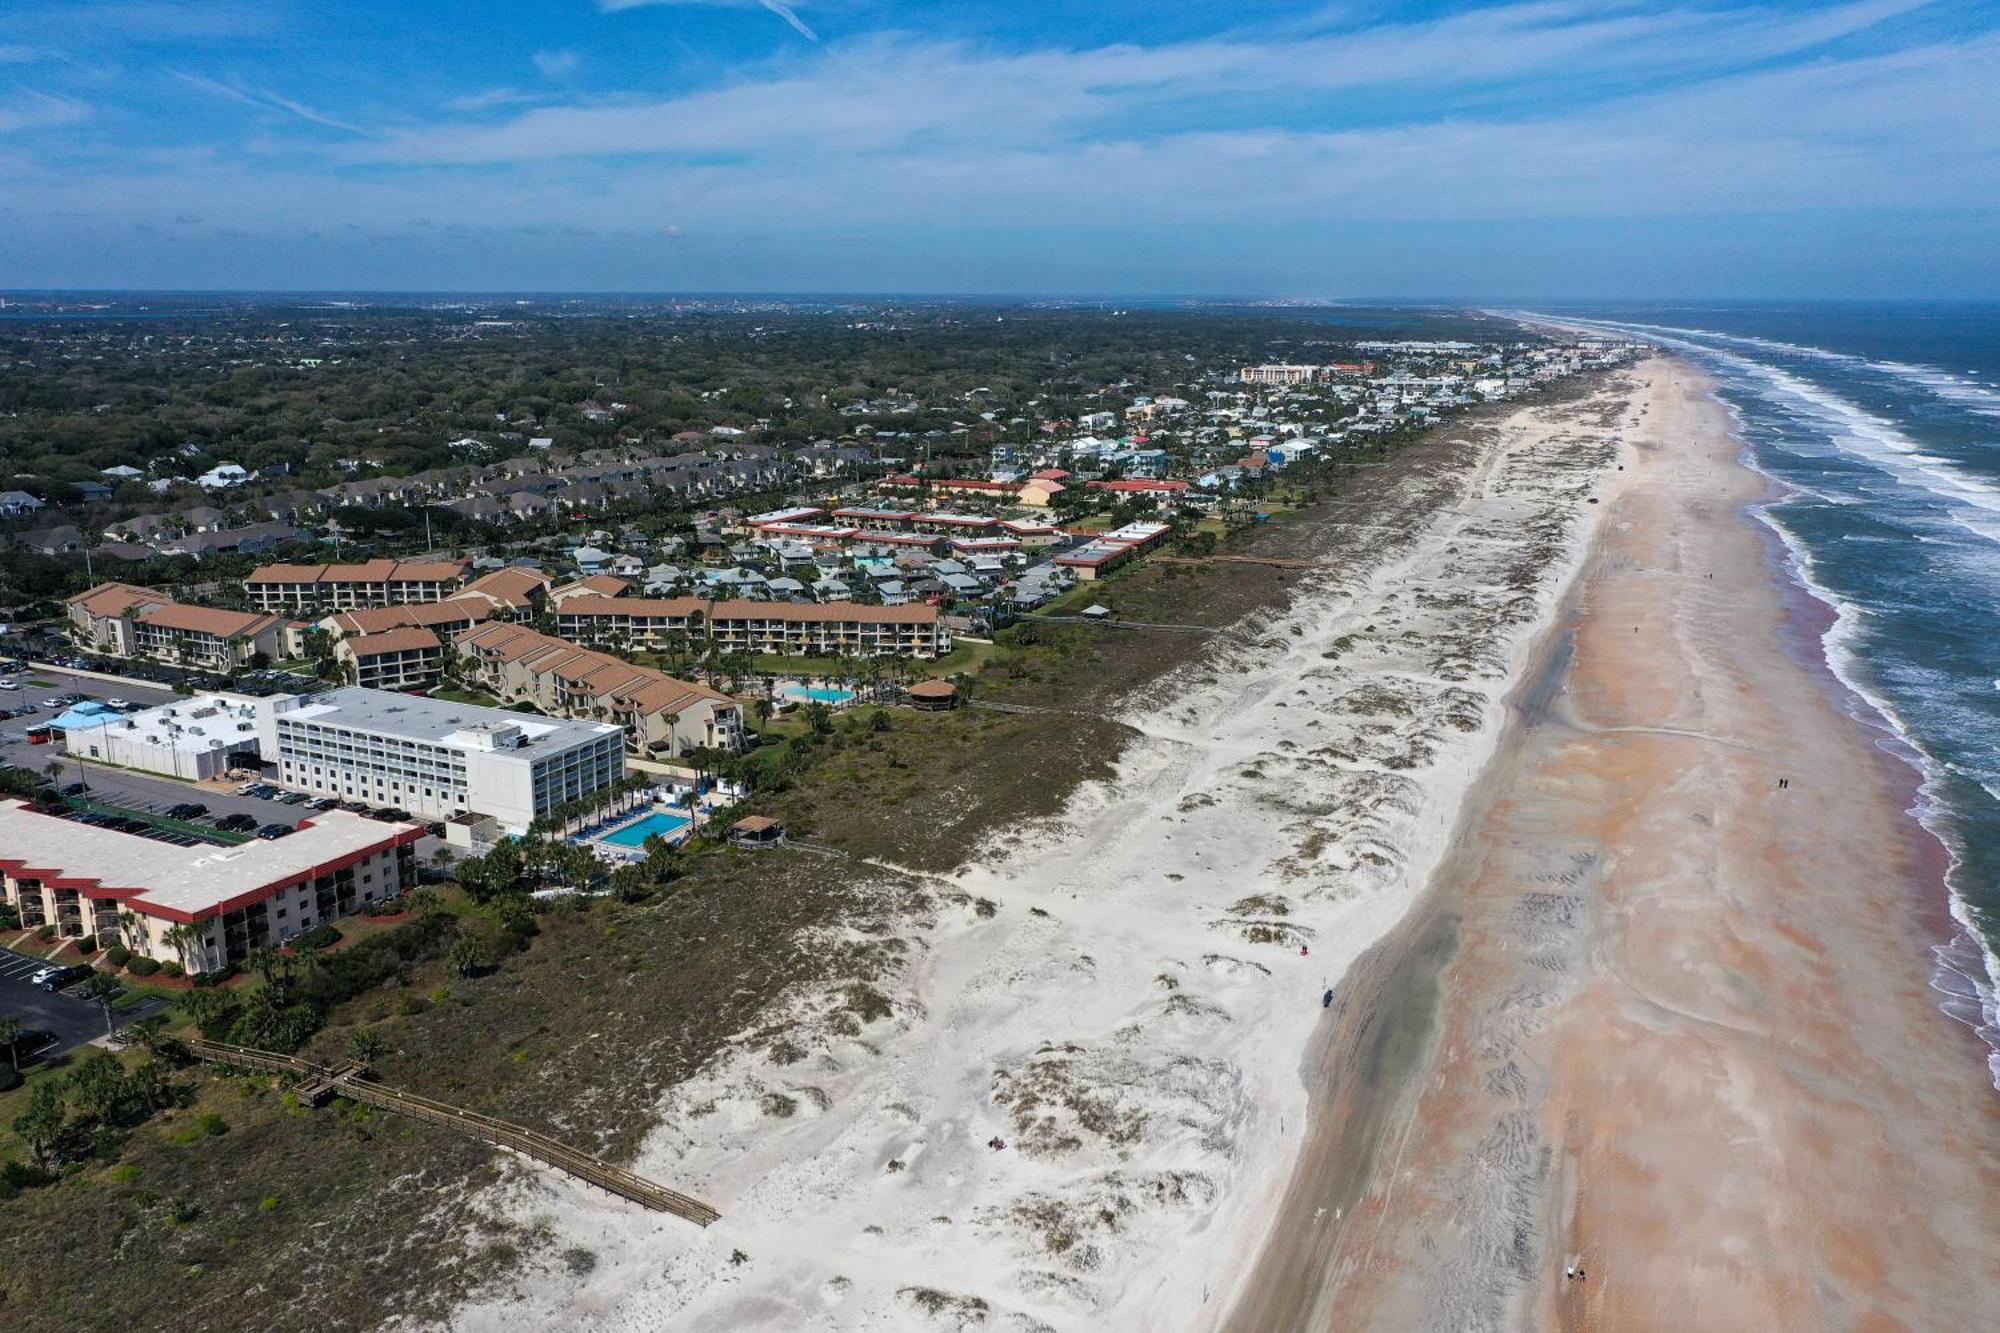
left=1300, top=945, right=1310, bottom=957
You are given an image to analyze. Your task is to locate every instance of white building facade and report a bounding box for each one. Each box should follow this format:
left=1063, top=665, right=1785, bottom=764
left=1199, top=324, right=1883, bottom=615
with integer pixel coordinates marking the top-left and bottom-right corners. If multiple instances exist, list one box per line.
left=262, top=687, right=625, bottom=831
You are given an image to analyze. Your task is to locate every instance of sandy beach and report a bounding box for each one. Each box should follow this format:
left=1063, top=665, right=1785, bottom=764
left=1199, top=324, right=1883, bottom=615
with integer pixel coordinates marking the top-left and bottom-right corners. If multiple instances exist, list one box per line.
left=432, top=361, right=1639, bottom=1329
left=1225, top=360, right=2000, bottom=1330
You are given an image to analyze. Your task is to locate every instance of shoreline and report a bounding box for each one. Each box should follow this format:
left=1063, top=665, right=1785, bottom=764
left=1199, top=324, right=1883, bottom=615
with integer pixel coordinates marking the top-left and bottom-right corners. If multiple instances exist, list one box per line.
left=1227, top=356, right=2000, bottom=1331
left=1539, top=312, right=2000, bottom=1089
left=435, top=365, right=1642, bottom=1331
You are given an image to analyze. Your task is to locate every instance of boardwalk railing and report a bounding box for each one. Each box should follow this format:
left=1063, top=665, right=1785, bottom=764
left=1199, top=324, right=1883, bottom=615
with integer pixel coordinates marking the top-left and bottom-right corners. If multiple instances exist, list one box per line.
left=180, top=1037, right=719, bottom=1226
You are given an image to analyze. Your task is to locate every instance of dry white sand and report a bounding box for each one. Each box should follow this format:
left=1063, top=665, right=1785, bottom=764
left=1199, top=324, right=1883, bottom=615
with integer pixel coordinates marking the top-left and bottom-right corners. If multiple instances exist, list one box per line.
left=425, top=373, right=1639, bottom=1332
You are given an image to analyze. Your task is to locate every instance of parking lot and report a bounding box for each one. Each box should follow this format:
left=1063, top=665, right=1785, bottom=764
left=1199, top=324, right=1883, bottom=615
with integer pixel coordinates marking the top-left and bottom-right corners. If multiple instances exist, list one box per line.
left=0, top=945, right=167, bottom=1062
left=0, top=659, right=447, bottom=855
left=0, top=665, right=313, bottom=836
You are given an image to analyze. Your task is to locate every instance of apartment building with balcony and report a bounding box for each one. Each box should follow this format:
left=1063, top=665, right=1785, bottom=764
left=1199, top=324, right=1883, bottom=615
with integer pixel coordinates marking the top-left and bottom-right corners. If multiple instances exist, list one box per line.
left=455, top=622, right=743, bottom=758
left=67, top=581, right=295, bottom=670
left=335, top=626, right=446, bottom=691
left=260, top=687, right=624, bottom=832
left=244, top=558, right=467, bottom=613
left=0, top=799, right=420, bottom=964
left=554, top=595, right=949, bottom=659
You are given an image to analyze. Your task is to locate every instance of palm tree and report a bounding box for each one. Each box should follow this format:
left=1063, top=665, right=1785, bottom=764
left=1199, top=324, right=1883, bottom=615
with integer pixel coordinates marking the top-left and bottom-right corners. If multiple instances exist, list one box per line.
left=117, top=910, right=142, bottom=952
left=662, top=711, right=681, bottom=758
left=78, top=972, right=119, bottom=1038
left=160, top=923, right=194, bottom=974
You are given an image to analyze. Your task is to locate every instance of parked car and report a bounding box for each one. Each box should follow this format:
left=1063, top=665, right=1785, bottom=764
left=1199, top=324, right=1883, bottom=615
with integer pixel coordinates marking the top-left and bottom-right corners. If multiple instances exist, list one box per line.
left=256, top=823, right=293, bottom=840
left=307, top=797, right=339, bottom=811
left=275, top=791, right=308, bottom=805
left=40, top=964, right=93, bottom=991
left=56, top=781, right=88, bottom=797
left=215, top=812, right=259, bottom=832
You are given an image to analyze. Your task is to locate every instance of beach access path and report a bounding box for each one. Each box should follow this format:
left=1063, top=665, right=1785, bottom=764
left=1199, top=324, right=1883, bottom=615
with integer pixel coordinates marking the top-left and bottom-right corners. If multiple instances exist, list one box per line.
left=1226, top=361, right=2000, bottom=1331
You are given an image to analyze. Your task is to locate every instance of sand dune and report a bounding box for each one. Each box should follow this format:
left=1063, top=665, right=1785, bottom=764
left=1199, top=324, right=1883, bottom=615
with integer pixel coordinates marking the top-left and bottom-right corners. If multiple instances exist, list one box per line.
left=432, top=371, right=1638, bottom=1331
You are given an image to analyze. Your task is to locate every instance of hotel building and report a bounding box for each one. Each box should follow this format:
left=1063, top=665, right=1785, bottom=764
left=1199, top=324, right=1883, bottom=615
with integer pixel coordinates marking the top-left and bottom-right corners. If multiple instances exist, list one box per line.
left=261, top=687, right=625, bottom=832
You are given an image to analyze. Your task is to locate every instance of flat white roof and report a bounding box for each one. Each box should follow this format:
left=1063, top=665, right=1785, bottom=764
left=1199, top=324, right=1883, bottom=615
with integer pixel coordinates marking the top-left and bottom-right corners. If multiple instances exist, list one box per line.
left=0, top=800, right=413, bottom=919
left=82, top=692, right=267, bottom=754
left=279, top=686, right=620, bottom=753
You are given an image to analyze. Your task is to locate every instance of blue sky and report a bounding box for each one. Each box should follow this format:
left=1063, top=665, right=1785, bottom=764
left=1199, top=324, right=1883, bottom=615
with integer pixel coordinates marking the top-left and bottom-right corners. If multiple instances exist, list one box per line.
left=0, top=0, right=1995, bottom=296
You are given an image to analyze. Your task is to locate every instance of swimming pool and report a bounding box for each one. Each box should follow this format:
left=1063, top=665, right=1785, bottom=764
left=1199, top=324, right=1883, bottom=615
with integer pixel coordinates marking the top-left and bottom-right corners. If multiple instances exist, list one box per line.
left=598, top=810, right=692, bottom=847
left=782, top=685, right=856, bottom=704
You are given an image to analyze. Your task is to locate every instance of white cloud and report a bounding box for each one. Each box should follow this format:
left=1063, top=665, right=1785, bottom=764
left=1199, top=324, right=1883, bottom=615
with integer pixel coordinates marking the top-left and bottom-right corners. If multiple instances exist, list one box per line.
left=170, top=70, right=366, bottom=134
left=0, top=89, right=88, bottom=134
left=533, top=49, right=580, bottom=80
left=602, top=0, right=818, bottom=43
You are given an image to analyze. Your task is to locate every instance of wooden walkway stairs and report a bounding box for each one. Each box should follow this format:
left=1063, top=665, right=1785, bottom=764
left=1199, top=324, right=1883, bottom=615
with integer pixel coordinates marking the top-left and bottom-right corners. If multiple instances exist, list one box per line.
left=179, top=1037, right=719, bottom=1226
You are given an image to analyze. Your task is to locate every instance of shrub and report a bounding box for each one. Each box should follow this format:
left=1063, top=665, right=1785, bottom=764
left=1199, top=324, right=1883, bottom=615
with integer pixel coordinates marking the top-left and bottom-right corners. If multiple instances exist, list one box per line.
left=105, top=944, right=132, bottom=968
left=35, top=924, right=55, bottom=942
left=292, top=924, right=341, bottom=951
left=160, top=961, right=184, bottom=979
left=76, top=934, right=96, bottom=954
left=127, top=956, right=161, bottom=977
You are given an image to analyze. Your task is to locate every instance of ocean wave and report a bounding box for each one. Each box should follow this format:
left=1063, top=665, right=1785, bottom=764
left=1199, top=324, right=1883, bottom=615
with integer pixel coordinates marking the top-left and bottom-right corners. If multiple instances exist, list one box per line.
left=1748, top=479, right=2000, bottom=1091
left=1538, top=312, right=2000, bottom=420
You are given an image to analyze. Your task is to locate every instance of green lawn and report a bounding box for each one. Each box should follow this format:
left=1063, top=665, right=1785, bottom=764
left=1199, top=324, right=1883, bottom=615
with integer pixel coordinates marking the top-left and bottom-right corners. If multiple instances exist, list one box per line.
left=426, top=684, right=503, bottom=707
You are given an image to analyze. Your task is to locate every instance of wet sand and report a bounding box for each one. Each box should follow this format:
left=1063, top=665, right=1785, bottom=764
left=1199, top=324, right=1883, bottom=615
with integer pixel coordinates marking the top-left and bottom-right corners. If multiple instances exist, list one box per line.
left=1226, top=360, right=2000, bottom=1331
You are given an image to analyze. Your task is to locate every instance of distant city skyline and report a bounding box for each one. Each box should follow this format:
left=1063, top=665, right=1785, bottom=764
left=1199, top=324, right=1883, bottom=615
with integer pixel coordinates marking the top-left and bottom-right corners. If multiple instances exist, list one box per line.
left=1, top=0, right=1995, bottom=297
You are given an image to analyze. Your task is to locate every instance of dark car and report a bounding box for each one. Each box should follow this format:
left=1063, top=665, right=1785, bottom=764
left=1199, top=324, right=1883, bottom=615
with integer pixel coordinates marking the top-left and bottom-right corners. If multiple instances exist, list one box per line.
left=307, top=797, right=339, bottom=811
left=215, top=812, right=259, bottom=832
left=40, top=964, right=94, bottom=991
left=256, top=823, right=293, bottom=840
left=368, top=808, right=410, bottom=822
left=166, top=802, right=209, bottom=820
left=56, top=781, right=89, bottom=797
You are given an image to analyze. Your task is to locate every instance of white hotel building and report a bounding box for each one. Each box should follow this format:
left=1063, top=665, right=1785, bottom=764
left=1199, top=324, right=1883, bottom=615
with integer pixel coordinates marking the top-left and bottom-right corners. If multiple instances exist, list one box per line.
left=261, top=687, right=625, bottom=832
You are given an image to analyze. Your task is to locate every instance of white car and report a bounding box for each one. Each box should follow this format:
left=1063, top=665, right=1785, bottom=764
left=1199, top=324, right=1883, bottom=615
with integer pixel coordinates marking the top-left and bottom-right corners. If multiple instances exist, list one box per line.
left=27, top=967, right=56, bottom=986
left=106, top=698, right=130, bottom=709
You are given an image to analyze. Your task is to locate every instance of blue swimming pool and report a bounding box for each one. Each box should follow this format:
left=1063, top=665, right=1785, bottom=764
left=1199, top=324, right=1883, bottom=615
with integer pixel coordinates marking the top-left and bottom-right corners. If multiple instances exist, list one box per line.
left=782, top=685, right=856, bottom=704
left=599, top=811, right=692, bottom=847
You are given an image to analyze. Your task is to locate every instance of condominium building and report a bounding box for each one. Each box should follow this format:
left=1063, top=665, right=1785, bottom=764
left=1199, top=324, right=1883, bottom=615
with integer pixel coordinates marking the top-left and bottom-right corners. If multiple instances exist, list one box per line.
left=0, top=799, right=420, bottom=965
left=1052, top=520, right=1173, bottom=581
left=67, top=581, right=296, bottom=670
left=456, top=565, right=554, bottom=615
left=319, top=597, right=493, bottom=639
left=1238, top=364, right=1323, bottom=386
left=554, top=596, right=949, bottom=659
left=244, top=558, right=467, bottom=613
left=261, top=687, right=625, bottom=832
left=335, top=626, right=446, bottom=691
left=455, top=623, right=744, bottom=757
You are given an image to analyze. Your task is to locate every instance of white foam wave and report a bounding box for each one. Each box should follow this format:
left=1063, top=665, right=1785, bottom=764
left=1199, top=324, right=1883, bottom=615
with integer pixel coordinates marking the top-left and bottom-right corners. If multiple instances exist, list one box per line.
left=1535, top=313, right=2000, bottom=548
left=1534, top=312, right=2000, bottom=420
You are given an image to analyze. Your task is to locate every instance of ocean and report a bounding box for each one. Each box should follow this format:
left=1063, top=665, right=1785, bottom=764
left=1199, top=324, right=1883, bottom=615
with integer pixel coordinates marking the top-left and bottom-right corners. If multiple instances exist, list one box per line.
left=1527, top=302, right=2000, bottom=1090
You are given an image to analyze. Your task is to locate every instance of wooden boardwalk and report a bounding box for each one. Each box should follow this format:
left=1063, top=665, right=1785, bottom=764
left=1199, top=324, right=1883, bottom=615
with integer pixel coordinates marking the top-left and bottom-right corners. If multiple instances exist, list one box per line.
left=180, top=1037, right=719, bottom=1226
